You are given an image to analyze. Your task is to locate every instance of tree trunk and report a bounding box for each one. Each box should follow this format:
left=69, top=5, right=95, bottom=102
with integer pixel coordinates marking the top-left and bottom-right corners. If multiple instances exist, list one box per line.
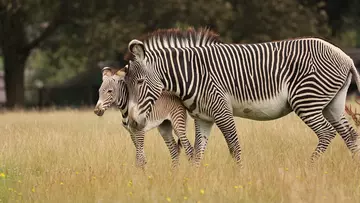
left=0, top=6, right=29, bottom=109
left=3, top=53, right=27, bottom=108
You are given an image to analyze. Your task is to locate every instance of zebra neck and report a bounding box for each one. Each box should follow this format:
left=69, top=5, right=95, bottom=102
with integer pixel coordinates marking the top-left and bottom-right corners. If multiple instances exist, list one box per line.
left=150, top=50, right=197, bottom=100
left=118, top=105, right=129, bottom=127
left=115, top=85, right=129, bottom=127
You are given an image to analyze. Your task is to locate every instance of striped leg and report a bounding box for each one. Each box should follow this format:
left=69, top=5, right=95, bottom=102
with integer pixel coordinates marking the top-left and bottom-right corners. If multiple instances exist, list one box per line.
left=214, top=110, right=242, bottom=167
left=193, top=118, right=213, bottom=167
left=129, top=133, right=137, bottom=147
left=131, top=130, right=147, bottom=168
left=172, top=121, right=194, bottom=162
left=309, top=115, right=336, bottom=161
left=158, top=120, right=181, bottom=169
left=323, top=76, right=360, bottom=158
left=294, top=109, right=337, bottom=162
left=328, top=115, right=360, bottom=156
left=290, top=75, right=343, bottom=162
left=170, top=107, right=193, bottom=162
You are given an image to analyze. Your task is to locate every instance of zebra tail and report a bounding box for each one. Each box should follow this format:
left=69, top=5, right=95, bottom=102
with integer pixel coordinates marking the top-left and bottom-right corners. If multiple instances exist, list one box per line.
left=350, top=62, right=360, bottom=93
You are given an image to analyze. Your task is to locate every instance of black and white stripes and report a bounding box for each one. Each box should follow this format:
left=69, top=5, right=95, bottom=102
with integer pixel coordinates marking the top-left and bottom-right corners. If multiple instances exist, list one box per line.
left=94, top=68, right=193, bottom=168
left=125, top=28, right=360, bottom=167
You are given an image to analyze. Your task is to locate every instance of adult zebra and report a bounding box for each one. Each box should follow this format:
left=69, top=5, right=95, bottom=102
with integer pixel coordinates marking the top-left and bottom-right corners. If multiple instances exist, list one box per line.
left=123, top=28, right=360, bottom=167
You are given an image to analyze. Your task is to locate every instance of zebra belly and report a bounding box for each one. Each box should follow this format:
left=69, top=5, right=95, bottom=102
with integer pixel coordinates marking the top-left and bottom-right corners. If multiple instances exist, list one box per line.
left=142, top=117, right=169, bottom=132
left=230, top=89, right=292, bottom=121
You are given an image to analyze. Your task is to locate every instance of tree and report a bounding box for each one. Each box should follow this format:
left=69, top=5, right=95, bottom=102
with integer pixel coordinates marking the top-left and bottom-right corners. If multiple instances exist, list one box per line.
left=0, top=0, right=334, bottom=108
left=0, top=0, right=73, bottom=108
left=298, top=0, right=360, bottom=40
left=25, top=0, right=192, bottom=88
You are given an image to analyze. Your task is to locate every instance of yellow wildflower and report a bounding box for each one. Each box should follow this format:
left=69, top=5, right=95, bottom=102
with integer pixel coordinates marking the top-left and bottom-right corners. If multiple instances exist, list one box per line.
left=92, top=176, right=96, bottom=180
left=148, top=176, right=153, bottom=180
left=75, top=171, right=79, bottom=175
left=128, top=192, right=133, bottom=196
left=204, top=163, right=209, bottom=167
left=166, top=197, right=171, bottom=202
left=0, top=173, right=5, bottom=178
left=31, top=188, right=35, bottom=193
left=184, top=196, right=188, bottom=200
left=324, top=171, right=328, bottom=174
left=60, top=182, right=64, bottom=185
left=285, top=167, right=289, bottom=171
left=200, top=189, right=205, bottom=195
left=17, top=180, right=21, bottom=183
left=128, top=180, right=133, bottom=187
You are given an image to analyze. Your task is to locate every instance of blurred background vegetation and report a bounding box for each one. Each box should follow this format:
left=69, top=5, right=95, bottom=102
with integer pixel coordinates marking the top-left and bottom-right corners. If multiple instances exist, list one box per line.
left=0, top=0, right=359, bottom=108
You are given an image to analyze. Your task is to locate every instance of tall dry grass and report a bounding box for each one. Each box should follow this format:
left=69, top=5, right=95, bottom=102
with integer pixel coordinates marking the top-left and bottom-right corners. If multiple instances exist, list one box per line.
left=0, top=107, right=360, bottom=203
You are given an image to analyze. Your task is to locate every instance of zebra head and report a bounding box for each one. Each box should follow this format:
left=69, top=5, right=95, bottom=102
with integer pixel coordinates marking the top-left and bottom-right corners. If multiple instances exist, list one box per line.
left=125, top=39, right=164, bottom=129
left=94, top=67, right=126, bottom=116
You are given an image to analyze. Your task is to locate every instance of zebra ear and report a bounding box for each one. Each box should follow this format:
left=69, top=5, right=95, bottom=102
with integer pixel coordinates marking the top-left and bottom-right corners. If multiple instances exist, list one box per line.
left=128, top=39, right=145, bottom=60
left=102, top=67, right=113, bottom=76
left=115, top=68, right=126, bottom=77
left=101, top=66, right=120, bottom=80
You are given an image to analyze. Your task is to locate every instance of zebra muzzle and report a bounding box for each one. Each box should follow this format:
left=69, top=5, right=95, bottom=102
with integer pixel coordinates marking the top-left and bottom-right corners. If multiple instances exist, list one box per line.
left=94, top=107, right=105, bottom=116
left=94, top=102, right=105, bottom=116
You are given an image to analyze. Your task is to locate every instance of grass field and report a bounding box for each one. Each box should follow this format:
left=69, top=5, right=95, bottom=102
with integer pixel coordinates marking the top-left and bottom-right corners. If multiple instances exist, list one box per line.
left=1, top=107, right=360, bottom=203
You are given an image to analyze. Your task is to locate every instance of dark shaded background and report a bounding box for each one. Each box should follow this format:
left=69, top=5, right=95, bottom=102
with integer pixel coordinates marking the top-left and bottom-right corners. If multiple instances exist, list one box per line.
left=0, top=0, right=359, bottom=109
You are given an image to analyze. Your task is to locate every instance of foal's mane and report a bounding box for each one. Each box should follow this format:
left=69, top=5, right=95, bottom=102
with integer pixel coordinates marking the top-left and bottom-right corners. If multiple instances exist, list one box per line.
left=124, top=27, right=222, bottom=61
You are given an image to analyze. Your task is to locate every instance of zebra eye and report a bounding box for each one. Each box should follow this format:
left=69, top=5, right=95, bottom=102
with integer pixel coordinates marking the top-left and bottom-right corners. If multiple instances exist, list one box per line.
left=137, top=79, right=144, bottom=85
left=107, top=90, right=113, bottom=93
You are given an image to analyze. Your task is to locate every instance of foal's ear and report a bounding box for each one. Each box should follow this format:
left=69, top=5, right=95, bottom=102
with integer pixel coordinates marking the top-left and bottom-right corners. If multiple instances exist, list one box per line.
left=101, top=66, right=119, bottom=80
left=101, top=67, right=112, bottom=80
left=128, top=39, right=145, bottom=60
left=115, top=68, right=126, bottom=77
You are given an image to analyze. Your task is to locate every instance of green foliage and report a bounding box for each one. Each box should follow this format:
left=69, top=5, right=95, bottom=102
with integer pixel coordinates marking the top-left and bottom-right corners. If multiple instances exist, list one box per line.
left=227, top=0, right=330, bottom=43
left=27, top=49, right=87, bottom=86
left=0, top=0, right=358, bottom=107
left=13, top=0, right=360, bottom=87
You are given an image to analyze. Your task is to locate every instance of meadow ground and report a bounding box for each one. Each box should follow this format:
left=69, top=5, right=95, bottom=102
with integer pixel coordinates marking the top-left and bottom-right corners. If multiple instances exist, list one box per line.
left=1, top=106, right=360, bottom=203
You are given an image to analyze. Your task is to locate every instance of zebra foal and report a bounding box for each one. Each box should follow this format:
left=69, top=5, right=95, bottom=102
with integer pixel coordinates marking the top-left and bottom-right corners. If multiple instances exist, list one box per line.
left=94, top=65, right=193, bottom=168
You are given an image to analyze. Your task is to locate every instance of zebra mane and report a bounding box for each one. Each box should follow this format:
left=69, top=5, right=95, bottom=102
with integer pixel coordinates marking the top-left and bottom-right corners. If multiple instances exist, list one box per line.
left=124, top=27, right=222, bottom=61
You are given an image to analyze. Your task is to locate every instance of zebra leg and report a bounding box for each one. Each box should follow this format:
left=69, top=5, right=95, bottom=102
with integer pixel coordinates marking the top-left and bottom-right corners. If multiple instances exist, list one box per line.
left=294, top=109, right=337, bottom=162
left=171, top=108, right=194, bottom=162
left=327, top=115, right=360, bottom=156
left=157, top=120, right=181, bottom=169
left=129, top=133, right=137, bottom=147
left=289, top=74, right=346, bottom=163
left=213, top=110, right=242, bottom=167
left=193, top=118, right=214, bottom=167
left=131, top=130, right=147, bottom=168
left=323, top=75, right=360, bottom=158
